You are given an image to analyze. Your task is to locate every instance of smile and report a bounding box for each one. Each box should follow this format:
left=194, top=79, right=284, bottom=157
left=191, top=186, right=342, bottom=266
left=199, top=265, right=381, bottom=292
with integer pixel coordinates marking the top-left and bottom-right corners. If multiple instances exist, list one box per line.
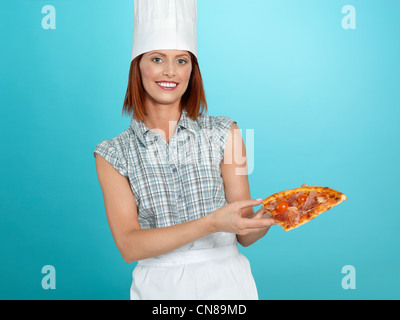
left=156, top=81, right=179, bottom=90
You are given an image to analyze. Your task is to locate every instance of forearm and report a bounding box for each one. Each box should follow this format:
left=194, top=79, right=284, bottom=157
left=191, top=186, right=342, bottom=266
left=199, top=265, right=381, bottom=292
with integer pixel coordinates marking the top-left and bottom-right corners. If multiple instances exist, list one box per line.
left=236, top=226, right=271, bottom=247
left=235, top=209, right=274, bottom=247
left=119, top=215, right=213, bottom=263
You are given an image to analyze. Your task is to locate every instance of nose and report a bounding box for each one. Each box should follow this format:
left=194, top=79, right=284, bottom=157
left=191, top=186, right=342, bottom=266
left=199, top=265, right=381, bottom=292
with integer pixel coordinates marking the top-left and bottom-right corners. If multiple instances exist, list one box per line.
left=162, top=61, right=176, bottom=78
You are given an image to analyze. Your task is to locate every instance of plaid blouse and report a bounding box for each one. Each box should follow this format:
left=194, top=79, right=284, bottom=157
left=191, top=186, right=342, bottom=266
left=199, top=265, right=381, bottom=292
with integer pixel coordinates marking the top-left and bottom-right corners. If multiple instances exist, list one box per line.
left=93, top=110, right=236, bottom=229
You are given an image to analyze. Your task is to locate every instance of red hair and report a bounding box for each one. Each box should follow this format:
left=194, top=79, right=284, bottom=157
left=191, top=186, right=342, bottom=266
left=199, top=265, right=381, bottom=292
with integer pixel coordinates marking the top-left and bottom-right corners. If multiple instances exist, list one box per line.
left=122, top=52, right=207, bottom=121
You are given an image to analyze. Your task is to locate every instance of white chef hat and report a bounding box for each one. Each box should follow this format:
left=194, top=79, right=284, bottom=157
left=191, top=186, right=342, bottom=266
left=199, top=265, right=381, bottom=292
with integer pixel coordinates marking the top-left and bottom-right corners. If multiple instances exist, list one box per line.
left=131, top=0, right=198, bottom=61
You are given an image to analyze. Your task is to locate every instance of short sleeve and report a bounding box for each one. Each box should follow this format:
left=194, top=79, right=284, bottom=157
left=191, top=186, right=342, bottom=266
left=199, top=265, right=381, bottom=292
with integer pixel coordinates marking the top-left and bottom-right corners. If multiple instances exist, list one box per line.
left=93, top=140, right=128, bottom=178
left=214, top=116, right=237, bottom=158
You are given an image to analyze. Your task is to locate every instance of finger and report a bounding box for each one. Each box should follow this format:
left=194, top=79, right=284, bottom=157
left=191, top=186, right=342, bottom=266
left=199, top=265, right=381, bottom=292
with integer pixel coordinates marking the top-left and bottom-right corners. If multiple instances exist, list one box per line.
left=254, top=210, right=264, bottom=219
left=302, top=183, right=307, bottom=187
left=237, top=199, right=264, bottom=210
left=242, top=217, right=278, bottom=229
left=254, top=206, right=267, bottom=218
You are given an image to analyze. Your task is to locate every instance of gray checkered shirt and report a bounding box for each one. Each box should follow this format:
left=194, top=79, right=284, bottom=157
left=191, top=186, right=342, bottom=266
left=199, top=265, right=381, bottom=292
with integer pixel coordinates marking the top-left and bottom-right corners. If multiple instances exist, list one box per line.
left=93, top=110, right=236, bottom=229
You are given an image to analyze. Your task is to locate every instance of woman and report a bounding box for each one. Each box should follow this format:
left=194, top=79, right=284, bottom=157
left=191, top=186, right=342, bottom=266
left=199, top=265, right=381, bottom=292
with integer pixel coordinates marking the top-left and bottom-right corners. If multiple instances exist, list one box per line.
left=93, top=0, right=278, bottom=300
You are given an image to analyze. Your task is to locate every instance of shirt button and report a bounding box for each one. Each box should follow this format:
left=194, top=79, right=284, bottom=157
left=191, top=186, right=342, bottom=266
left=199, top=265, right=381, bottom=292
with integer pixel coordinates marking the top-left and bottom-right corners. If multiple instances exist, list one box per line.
left=178, top=194, right=182, bottom=199
left=172, top=168, right=177, bottom=173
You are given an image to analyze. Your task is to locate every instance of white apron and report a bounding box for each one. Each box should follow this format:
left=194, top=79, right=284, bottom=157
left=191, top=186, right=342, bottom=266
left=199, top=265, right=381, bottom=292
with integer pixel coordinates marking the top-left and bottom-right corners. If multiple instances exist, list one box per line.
left=130, top=232, right=258, bottom=300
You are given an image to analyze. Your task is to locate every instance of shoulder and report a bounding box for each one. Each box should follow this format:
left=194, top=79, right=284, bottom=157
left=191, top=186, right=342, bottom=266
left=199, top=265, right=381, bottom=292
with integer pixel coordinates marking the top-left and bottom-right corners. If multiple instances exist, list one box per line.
left=195, top=113, right=238, bottom=152
left=95, top=126, right=133, bottom=152
left=196, top=113, right=237, bottom=131
left=93, top=126, right=135, bottom=178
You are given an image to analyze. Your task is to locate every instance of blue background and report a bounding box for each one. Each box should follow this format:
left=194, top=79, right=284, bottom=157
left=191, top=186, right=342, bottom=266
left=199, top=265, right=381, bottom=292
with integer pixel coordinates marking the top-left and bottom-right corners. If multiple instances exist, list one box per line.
left=1, top=0, right=399, bottom=299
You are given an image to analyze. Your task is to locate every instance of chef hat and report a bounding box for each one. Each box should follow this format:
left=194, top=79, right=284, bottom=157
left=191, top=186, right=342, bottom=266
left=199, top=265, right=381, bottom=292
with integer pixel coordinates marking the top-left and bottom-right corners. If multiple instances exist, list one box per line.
left=131, top=0, right=198, bottom=61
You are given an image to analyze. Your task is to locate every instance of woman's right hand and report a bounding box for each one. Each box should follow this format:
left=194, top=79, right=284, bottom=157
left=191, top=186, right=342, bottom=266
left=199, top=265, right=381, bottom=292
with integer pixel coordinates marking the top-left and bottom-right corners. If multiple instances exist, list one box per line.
left=207, top=199, right=278, bottom=236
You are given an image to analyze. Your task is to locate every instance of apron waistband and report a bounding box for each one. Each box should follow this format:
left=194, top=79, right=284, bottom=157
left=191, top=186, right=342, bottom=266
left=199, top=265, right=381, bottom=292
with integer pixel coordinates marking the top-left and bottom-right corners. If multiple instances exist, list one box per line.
left=138, top=244, right=239, bottom=267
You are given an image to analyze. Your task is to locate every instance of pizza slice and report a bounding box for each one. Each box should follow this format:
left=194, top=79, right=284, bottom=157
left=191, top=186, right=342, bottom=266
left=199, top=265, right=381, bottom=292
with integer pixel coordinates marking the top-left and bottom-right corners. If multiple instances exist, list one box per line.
left=262, top=186, right=347, bottom=231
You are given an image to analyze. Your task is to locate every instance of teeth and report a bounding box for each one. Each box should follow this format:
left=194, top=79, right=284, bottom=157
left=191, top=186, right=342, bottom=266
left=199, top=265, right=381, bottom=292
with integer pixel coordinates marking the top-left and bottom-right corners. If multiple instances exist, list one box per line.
left=157, top=82, right=177, bottom=88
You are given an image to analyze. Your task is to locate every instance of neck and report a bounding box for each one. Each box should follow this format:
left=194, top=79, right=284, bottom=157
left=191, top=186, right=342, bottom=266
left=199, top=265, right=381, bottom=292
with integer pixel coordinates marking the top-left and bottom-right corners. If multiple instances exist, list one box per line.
left=142, top=101, right=183, bottom=143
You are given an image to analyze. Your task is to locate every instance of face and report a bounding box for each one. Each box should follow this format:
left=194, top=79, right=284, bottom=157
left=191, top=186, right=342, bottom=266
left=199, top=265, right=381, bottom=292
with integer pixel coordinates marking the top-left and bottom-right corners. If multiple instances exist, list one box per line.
left=139, top=50, right=193, bottom=109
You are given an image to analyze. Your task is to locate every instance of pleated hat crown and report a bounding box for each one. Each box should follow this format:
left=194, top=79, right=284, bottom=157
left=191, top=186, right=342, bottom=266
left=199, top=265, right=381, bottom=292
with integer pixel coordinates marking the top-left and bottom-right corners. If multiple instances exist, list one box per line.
left=131, top=0, right=198, bottom=61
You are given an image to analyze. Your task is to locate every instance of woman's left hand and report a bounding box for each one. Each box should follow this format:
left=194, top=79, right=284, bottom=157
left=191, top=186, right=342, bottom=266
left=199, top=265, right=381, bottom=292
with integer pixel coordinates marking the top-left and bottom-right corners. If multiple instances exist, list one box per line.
left=237, top=182, right=308, bottom=246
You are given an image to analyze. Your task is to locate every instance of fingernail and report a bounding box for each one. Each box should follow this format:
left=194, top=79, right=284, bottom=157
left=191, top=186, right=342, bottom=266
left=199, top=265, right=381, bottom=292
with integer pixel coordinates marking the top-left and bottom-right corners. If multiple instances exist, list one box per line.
left=256, top=198, right=263, bottom=201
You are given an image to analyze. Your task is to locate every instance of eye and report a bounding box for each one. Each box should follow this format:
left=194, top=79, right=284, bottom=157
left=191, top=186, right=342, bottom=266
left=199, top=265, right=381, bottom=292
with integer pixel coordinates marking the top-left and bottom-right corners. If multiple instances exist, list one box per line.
left=152, top=57, right=163, bottom=63
left=177, top=59, right=187, bottom=65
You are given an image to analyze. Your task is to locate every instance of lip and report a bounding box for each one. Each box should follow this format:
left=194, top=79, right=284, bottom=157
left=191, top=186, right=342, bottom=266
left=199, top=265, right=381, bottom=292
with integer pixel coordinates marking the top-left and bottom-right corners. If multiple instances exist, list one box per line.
left=155, top=81, right=179, bottom=91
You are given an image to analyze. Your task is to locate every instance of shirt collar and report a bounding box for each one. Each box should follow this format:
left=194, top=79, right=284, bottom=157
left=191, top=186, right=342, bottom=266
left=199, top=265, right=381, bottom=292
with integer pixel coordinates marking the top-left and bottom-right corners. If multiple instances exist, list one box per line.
left=130, top=109, right=200, bottom=148
left=178, top=109, right=200, bottom=133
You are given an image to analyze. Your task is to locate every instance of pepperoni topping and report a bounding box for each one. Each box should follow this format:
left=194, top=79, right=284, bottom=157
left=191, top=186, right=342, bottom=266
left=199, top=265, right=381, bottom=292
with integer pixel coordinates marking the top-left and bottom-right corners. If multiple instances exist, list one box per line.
left=302, top=190, right=318, bottom=211
left=288, top=209, right=300, bottom=226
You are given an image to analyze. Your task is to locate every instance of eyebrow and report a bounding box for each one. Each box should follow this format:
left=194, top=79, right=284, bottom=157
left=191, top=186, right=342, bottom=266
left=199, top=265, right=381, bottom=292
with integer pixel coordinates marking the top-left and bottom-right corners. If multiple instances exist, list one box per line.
left=149, top=52, right=190, bottom=59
